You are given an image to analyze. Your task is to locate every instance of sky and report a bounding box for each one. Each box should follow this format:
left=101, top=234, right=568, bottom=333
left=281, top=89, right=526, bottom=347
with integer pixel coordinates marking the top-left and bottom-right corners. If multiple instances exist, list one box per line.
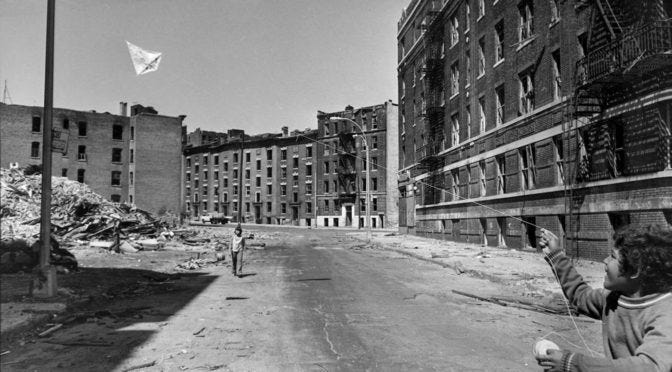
left=0, top=0, right=410, bottom=135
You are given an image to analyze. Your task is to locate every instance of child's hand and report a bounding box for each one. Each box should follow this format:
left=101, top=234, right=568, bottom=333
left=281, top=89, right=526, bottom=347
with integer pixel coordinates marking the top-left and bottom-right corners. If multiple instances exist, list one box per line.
left=538, top=229, right=560, bottom=255
left=535, top=349, right=564, bottom=371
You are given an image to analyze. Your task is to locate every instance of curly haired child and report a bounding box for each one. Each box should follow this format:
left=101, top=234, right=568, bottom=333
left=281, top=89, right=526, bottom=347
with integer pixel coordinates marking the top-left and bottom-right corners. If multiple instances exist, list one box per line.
left=536, top=224, right=672, bottom=372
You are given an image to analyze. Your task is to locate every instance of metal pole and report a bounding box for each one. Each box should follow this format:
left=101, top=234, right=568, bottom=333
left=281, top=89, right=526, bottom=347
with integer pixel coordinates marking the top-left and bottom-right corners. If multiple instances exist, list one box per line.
left=364, top=137, right=371, bottom=241
left=36, top=0, right=56, bottom=297
left=237, top=132, right=244, bottom=224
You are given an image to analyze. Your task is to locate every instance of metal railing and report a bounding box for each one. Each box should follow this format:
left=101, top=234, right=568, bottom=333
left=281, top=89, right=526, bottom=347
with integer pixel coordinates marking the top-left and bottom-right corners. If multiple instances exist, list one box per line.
left=576, top=19, right=672, bottom=86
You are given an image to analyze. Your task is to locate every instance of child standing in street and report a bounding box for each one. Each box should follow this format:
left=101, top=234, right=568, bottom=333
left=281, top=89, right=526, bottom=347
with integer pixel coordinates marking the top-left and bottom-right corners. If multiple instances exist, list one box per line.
left=230, top=225, right=246, bottom=278
left=536, top=224, right=672, bottom=372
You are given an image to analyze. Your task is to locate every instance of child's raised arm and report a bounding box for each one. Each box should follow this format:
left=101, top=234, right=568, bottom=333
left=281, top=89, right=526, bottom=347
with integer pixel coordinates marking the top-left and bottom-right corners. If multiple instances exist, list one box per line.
left=539, top=229, right=605, bottom=320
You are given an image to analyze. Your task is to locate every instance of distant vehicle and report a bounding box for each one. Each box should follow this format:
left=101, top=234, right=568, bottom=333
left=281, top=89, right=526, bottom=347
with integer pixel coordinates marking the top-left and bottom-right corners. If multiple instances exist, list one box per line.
left=200, top=213, right=230, bottom=224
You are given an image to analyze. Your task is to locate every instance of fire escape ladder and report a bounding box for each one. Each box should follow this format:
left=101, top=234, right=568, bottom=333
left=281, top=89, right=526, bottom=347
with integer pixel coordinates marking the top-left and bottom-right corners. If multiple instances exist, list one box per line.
left=336, top=132, right=357, bottom=200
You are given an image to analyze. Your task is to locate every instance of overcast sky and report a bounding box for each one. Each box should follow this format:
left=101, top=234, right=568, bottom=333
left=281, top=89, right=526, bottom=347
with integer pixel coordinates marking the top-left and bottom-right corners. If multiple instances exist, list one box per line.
left=0, top=0, right=410, bottom=135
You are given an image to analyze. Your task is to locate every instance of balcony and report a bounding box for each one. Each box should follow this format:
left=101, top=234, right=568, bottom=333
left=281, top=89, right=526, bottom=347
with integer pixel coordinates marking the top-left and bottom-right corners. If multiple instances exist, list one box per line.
left=576, top=20, right=672, bottom=88
left=415, top=139, right=445, bottom=163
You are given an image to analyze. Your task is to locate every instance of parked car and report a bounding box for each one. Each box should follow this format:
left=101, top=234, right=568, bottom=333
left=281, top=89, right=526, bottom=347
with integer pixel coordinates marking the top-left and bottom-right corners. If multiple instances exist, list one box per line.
left=200, top=213, right=230, bottom=224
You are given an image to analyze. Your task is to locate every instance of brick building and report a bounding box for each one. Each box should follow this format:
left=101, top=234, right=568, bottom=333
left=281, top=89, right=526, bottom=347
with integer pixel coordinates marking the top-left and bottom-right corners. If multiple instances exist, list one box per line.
left=315, top=101, right=400, bottom=229
left=0, top=102, right=184, bottom=214
left=183, top=127, right=319, bottom=226
left=397, top=0, right=672, bottom=259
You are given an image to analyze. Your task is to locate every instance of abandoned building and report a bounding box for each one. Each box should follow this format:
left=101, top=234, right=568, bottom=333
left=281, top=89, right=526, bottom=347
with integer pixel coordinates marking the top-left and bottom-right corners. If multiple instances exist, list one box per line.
left=182, top=127, right=319, bottom=226
left=0, top=102, right=185, bottom=215
left=315, top=101, right=400, bottom=229
left=396, top=0, right=672, bottom=259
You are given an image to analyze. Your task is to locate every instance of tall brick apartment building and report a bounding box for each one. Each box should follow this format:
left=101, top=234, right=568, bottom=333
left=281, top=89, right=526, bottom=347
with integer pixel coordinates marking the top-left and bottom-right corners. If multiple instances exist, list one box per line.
left=0, top=102, right=184, bottom=214
left=315, top=101, right=400, bottom=229
left=397, top=0, right=672, bottom=259
left=183, top=127, right=319, bottom=226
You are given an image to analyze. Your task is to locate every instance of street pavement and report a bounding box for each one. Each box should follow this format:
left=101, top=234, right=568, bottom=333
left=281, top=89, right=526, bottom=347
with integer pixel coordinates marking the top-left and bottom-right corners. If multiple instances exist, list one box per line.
left=0, top=226, right=606, bottom=370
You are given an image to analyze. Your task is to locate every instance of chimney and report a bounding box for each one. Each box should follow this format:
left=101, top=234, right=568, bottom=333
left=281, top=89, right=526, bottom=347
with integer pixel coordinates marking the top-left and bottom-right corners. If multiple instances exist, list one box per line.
left=281, top=126, right=288, bottom=137
left=178, top=115, right=187, bottom=124
left=119, top=102, right=128, bottom=116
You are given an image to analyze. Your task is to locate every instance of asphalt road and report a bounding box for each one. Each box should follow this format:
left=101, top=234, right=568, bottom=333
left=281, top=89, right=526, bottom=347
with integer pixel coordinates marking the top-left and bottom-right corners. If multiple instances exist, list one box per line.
left=4, top=228, right=600, bottom=371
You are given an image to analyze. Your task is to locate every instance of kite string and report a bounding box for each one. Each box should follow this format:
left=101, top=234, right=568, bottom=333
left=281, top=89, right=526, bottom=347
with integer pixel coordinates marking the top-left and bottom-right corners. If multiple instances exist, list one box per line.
left=297, top=131, right=598, bottom=355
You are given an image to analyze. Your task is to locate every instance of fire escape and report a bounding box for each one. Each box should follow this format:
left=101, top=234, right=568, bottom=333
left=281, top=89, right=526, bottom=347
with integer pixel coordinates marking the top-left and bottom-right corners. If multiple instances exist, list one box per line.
left=564, top=0, right=672, bottom=255
left=336, top=130, right=358, bottom=203
left=415, top=10, right=445, bottom=206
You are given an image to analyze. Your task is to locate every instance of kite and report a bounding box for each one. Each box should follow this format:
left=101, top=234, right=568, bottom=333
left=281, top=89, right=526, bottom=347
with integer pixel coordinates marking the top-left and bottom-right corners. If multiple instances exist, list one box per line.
left=126, top=41, right=162, bottom=75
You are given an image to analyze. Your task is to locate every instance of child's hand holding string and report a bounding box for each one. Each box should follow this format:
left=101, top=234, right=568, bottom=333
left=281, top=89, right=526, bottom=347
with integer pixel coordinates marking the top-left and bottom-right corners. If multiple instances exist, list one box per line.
left=536, top=349, right=568, bottom=371
left=539, top=229, right=560, bottom=256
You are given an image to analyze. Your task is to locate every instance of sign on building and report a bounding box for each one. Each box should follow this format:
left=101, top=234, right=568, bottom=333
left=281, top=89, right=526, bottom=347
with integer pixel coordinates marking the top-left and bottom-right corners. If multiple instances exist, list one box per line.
left=51, top=128, right=69, bottom=155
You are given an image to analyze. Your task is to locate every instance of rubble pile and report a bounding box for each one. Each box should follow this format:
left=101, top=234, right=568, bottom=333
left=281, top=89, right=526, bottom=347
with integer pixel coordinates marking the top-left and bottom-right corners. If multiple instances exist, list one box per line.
left=1, top=168, right=161, bottom=243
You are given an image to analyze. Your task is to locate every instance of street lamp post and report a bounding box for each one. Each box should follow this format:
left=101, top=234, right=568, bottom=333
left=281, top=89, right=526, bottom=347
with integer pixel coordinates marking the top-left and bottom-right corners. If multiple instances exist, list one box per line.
left=330, top=117, right=371, bottom=241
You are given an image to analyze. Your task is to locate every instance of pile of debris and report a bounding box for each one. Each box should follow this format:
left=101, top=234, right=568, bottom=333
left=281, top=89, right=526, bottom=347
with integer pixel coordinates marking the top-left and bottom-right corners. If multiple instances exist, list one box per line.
left=1, top=168, right=162, bottom=244
left=1, top=167, right=166, bottom=272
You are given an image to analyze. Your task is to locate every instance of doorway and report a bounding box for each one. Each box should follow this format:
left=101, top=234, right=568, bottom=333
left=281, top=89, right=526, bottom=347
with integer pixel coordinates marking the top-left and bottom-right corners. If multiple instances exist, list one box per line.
left=345, top=205, right=353, bottom=226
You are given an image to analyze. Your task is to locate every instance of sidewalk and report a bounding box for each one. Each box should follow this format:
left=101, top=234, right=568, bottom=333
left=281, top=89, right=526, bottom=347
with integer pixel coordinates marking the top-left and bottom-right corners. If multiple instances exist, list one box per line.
left=357, top=230, right=605, bottom=298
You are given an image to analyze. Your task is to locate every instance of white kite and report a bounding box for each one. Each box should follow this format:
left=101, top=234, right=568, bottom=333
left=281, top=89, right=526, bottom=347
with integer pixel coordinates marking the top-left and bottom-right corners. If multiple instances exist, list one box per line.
left=126, top=41, right=162, bottom=75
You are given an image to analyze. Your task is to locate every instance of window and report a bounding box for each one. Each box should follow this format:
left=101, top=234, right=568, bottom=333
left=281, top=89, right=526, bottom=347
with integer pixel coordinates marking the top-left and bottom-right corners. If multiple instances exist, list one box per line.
left=267, top=149, right=273, bottom=160
left=372, top=157, right=378, bottom=170
left=494, top=21, right=504, bottom=63
left=611, top=122, right=625, bottom=176
left=223, top=178, right=228, bottom=187
left=31, top=142, right=40, bottom=158
left=246, top=203, right=250, bottom=213
left=306, top=164, right=312, bottom=176
left=324, top=161, right=330, bottom=174
left=233, top=153, right=239, bottom=163
left=362, top=158, right=367, bottom=171
left=518, top=71, right=534, bottom=115
left=294, top=174, right=300, bottom=187
left=130, top=171, right=134, bottom=185
left=281, top=149, right=287, bottom=160
left=451, top=62, right=460, bottom=96
left=479, top=161, right=486, bottom=196
left=450, top=16, right=459, bottom=46
left=306, top=146, right=312, bottom=157
left=256, top=176, right=261, bottom=187
left=111, top=171, right=121, bottom=186
left=281, top=184, right=287, bottom=196
left=478, top=38, right=485, bottom=77
left=245, top=169, right=250, bottom=179
left=130, top=149, right=134, bottom=163
left=130, top=126, right=134, bottom=140
left=214, top=171, right=219, bottom=180
left=451, top=171, right=460, bottom=200
left=371, top=136, right=378, bottom=149
left=112, top=124, right=123, bottom=140
left=224, top=162, right=228, bottom=171
left=246, top=185, right=251, bottom=196
left=451, top=114, right=460, bottom=145
left=32, top=117, right=41, bottom=132
left=293, top=192, right=299, bottom=203
left=552, top=50, right=561, bottom=101
left=306, top=202, right=312, bottom=213
left=466, top=105, right=472, bottom=139
left=63, top=119, right=69, bottom=129
left=111, top=194, right=121, bottom=203
left=256, top=159, right=261, bottom=170
left=478, top=0, right=485, bottom=18
left=333, top=179, right=338, bottom=192
left=61, top=168, right=67, bottom=177
left=324, top=200, right=330, bottom=212
left=518, top=0, right=534, bottom=43
left=78, top=121, right=87, bottom=136
left=245, top=153, right=250, bottom=162
left=550, top=0, right=560, bottom=23
left=281, top=203, right=287, bottom=214
left=465, top=2, right=471, bottom=31
left=233, top=169, right=238, bottom=178
left=77, top=169, right=85, bottom=183
left=267, top=184, right=273, bottom=194
left=293, top=157, right=299, bottom=168
left=372, top=178, right=378, bottom=191
left=466, top=50, right=472, bottom=86
left=478, top=97, right=486, bottom=133
left=214, top=155, right=219, bottom=165
left=281, top=167, right=287, bottom=178
left=306, top=183, right=312, bottom=194
left=78, top=145, right=87, bottom=161
left=112, top=148, right=122, bottom=163
left=520, top=145, right=536, bottom=190
left=266, top=202, right=272, bottom=212
left=554, top=135, right=565, bottom=185
left=267, top=167, right=272, bottom=177
left=495, top=85, right=505, bottom=126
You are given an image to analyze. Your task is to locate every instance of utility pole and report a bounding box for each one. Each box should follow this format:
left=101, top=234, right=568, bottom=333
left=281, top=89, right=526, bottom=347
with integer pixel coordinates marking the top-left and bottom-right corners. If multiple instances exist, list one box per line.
left=34, top=0, right=57, bottom=297
left=237, top=131, right=244, bottom=225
